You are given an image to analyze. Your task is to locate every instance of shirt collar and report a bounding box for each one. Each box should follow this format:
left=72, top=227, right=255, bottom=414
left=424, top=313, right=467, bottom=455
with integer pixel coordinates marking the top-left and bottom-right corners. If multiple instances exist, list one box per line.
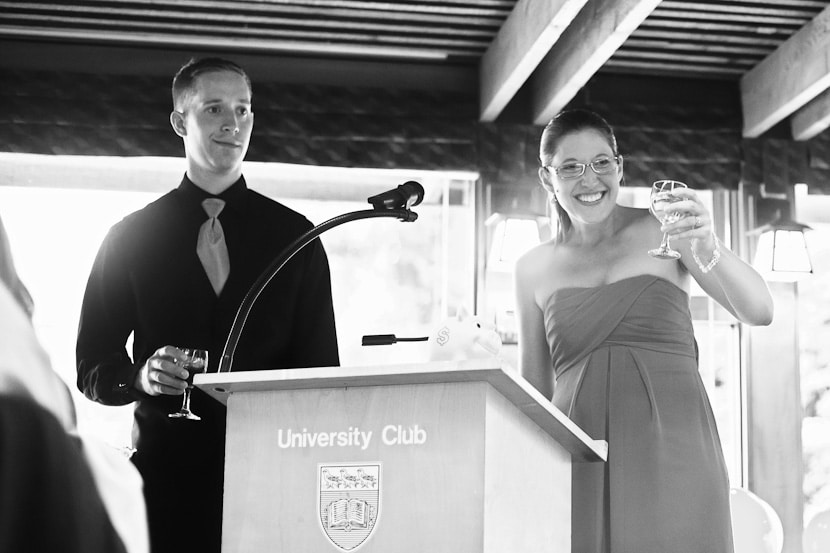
left=177, top=174, right=248, bottom=215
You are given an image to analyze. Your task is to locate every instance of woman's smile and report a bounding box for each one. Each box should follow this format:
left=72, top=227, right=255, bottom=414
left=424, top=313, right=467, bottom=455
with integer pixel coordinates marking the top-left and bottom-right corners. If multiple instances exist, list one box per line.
left=575, top=190, right=605, bottom=204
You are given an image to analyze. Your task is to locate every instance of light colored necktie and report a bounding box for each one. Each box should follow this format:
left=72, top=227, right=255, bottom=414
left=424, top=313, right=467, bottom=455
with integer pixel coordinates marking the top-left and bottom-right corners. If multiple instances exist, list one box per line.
left=197, top=198, right=230, bottom=295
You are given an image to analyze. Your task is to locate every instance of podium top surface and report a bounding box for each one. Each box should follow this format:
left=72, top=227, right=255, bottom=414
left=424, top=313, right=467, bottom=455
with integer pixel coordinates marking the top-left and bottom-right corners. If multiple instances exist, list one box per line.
left=196, top=358, right=607, bottom=462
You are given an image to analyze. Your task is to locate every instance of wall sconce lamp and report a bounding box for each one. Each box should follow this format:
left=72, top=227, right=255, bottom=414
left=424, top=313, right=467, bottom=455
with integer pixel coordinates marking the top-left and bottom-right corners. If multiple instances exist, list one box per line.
left=483, top=211, right=548, bottom=344
left=749, top=186, right=812, bottom=281
left=484, top=212, right=548, bottom=271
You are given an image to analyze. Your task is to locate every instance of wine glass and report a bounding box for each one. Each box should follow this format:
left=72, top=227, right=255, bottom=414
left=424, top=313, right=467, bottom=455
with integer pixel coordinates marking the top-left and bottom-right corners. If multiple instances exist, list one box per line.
left=648, top=180, right=688, bottom=259
left=168, top=348, right=208, bottom=421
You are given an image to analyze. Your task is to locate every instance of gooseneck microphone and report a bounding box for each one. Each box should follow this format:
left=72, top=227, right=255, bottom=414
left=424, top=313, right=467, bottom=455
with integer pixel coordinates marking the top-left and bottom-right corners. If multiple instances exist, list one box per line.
left=218, top=181, right=423, bottom=373
left=367, top=181, right=425, bottom=210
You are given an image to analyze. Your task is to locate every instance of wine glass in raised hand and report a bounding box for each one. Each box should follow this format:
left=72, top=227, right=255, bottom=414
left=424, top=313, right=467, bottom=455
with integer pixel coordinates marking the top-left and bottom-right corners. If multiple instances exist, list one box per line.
left=648, top=180, right=688, bottom=259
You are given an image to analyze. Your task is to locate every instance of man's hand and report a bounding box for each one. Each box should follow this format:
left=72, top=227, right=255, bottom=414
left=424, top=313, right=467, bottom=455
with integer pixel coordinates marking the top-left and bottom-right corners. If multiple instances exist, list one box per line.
left=134, top=346, right=190, bottom=396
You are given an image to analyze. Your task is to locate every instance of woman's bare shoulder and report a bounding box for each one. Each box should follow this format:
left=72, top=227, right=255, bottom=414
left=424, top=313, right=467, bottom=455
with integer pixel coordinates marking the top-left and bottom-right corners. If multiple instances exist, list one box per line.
left=618, top=205, right=663, bottom=243
left=516, top=239, right=558, bottom=277
left=619, top=205, right=654, bottom=225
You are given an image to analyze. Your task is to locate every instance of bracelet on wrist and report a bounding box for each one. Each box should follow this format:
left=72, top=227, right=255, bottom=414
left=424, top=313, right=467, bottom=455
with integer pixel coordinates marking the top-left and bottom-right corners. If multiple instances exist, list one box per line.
left=692, top=235, right=721, bottom=273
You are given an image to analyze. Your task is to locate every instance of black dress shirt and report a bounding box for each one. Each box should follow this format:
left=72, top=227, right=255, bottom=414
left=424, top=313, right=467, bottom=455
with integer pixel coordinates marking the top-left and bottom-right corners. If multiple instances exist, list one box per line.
left=76, top=175, right=339, bottom=553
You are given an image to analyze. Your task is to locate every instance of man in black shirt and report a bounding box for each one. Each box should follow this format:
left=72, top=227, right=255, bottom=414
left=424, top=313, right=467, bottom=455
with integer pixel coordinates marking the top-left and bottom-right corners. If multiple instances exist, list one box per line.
left=76, top=58, right=340, bottom=553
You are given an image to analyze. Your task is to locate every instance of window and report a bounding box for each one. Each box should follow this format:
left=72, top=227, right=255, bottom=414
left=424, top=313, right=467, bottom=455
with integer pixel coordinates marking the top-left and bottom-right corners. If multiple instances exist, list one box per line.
left=800, top=224, right=830, bottom=526
left=0, top=153, right=476, bottom=448
left=794, top=184, right=830, bottom=527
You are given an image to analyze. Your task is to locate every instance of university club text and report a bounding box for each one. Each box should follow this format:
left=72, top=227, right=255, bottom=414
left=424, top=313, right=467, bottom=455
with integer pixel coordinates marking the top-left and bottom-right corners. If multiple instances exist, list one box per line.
left=276, top=425, right=427, bottom=450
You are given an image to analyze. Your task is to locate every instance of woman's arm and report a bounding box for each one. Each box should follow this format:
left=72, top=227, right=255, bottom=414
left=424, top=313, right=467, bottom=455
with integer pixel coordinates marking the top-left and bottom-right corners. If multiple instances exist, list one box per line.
left=514, top=250, right=554, bottom=399
left=666, top=189, right=774, bottom=326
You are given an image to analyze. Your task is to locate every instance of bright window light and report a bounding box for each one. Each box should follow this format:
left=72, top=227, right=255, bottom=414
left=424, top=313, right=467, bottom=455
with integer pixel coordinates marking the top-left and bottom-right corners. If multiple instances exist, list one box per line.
left=0, top=153, right=477, bottom=449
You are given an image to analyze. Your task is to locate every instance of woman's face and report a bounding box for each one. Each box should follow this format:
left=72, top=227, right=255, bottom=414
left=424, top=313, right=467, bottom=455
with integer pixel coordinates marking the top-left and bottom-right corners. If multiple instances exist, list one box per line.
left=544, top=129, right=622, bottom=226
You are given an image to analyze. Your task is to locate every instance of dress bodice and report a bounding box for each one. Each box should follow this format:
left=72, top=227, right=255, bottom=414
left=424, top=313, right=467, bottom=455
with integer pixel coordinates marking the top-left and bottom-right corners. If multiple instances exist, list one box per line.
left=542, top=274, right=733, bottom=552
left=543, top=274, right=696, bottom=377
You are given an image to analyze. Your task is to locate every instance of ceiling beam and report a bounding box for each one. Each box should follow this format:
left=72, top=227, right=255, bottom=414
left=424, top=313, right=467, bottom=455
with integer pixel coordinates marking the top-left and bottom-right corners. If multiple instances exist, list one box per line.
left=0, top=39, right=477, bottom=92
left=529, top=0, right=662, bottom=126
left=791, top=88, right=830, bottom=141
left=478, top=0, right=588, bottom=122
left=740, top=4, right=830, bottom=138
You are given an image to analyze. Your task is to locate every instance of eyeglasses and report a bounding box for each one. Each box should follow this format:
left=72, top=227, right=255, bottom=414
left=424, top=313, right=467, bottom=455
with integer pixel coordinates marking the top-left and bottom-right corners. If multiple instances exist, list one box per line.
left=546, top=156, right=620, bottom=180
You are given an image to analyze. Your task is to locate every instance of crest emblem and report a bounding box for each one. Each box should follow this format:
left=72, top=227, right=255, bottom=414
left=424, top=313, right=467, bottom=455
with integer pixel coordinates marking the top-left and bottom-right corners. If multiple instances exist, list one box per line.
left=318, top=463, right=381, bottom=551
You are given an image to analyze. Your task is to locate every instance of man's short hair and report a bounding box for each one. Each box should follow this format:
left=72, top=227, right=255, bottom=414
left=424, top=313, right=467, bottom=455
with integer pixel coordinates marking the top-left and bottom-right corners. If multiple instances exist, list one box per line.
left=171, top=57, right=252, bottom=111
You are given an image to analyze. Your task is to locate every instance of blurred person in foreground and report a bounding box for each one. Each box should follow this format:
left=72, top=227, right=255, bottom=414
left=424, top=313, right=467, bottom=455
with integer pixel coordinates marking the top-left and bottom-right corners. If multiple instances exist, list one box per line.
left=515, top=108, right=773, bottom=552
left=76, top=57, right=339, bottom=553
left=0, top=213, right=147, bottom=553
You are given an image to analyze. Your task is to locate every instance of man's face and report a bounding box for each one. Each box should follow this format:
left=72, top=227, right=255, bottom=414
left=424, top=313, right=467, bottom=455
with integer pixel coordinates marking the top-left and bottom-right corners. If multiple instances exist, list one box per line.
left=174, top=70, right=253, bottom=180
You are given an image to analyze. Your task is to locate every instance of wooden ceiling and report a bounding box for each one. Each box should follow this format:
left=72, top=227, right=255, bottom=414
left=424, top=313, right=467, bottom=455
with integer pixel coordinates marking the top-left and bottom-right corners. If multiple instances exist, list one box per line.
left=1, top=0, right=829, bottom=139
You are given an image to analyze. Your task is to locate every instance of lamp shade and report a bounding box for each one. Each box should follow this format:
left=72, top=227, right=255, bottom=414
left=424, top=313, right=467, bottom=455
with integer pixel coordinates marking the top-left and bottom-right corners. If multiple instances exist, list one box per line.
left=751, top=216, right=812, bottom=281
left=485, top=213, right=545, bottom=270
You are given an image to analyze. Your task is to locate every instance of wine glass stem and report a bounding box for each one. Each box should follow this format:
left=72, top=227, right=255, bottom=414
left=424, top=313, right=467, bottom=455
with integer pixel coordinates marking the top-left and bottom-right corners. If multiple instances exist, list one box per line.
left=661, top=232, right=671, bottom=251
left=182, top=388, right=192, bottom=413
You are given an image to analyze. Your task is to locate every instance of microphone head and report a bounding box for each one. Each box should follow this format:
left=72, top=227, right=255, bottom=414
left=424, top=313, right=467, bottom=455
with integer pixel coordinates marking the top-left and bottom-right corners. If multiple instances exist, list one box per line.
left=400, top=181, right=425, bottom=207
left=367, top=181, right=425, bottom=210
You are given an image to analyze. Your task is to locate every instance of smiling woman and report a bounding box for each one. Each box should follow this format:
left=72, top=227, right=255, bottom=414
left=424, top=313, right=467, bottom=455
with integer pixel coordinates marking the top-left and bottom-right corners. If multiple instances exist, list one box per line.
left=515, top=108, right=773, bottom=553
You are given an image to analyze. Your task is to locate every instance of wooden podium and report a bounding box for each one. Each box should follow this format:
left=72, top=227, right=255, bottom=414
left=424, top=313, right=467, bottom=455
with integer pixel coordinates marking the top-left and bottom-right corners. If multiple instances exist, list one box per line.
left=197, top=358, right=607, bottom=553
